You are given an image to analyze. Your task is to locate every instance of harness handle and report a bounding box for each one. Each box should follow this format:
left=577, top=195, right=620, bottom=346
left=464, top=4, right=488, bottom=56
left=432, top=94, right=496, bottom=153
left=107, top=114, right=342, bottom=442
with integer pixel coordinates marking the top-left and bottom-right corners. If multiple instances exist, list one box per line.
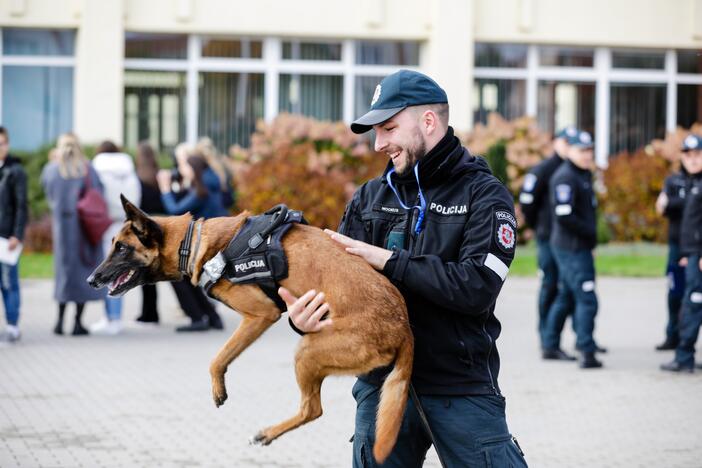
left=249, top=204, right=290, bottom=249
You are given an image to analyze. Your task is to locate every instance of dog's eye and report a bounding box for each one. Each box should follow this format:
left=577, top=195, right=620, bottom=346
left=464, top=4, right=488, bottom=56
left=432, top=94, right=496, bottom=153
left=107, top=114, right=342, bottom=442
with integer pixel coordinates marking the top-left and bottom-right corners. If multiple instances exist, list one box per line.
left=115, top=242, right=125, bottom=252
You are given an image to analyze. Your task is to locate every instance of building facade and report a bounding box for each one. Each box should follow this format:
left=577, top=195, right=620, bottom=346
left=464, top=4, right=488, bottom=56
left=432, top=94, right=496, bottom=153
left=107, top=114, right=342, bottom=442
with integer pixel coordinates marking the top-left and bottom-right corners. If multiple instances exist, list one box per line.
left=1, top=0, right=701, bottom=165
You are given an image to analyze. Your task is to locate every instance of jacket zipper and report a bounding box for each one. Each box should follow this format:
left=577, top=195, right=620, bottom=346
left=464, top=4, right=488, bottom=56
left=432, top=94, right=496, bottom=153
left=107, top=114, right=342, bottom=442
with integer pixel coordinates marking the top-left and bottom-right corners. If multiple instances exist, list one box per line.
left=482, top=318, right=499, bottom=395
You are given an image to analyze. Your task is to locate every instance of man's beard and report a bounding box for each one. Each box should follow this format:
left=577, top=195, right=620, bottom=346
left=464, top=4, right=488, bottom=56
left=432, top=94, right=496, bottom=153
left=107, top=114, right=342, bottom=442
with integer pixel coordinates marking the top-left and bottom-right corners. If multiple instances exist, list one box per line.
left=395, top=130, right=426, bottom=176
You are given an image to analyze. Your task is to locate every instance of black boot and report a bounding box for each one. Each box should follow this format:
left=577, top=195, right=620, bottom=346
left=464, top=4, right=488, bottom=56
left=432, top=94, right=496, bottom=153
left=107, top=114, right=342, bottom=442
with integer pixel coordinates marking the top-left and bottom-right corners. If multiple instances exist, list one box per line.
left=579, top=352, right=603, bottom=369
left=176, top=317, right=210, bottom=332
left=655, top=339, right=679, bottom=351
left=542, top=348, right=577, bottom=361
left=72, top=323, right=89, bottom=336
left=660, top=361, right=693, bottom=373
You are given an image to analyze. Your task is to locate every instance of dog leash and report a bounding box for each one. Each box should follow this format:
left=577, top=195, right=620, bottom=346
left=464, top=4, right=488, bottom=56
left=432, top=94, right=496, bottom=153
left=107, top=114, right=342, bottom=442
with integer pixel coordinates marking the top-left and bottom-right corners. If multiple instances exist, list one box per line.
left=409, top=384, right=449, bottom=468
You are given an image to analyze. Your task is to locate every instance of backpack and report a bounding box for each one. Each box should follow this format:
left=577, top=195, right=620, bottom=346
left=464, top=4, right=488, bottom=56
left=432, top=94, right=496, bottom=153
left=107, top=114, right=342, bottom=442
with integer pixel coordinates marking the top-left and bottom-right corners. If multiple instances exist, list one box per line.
left=77, top=165, right=112, bottom=246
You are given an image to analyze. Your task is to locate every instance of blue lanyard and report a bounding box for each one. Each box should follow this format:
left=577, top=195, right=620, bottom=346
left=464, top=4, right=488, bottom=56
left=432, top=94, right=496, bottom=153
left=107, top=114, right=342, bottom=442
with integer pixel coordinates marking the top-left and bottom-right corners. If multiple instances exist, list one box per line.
left=385, top=163, right=426, bottom=235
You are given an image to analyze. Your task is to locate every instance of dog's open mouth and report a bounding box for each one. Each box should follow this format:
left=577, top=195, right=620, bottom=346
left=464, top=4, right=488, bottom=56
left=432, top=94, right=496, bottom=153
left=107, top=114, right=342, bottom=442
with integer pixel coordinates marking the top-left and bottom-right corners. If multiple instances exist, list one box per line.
left=108, top=269, right=136, bottom=296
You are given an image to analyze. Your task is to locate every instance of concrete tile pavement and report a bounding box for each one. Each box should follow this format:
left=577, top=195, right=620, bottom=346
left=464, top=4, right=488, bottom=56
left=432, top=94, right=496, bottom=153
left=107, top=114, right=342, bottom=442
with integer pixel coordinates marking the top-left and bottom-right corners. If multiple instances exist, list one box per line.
left=0, top=276, right=700, bottom=467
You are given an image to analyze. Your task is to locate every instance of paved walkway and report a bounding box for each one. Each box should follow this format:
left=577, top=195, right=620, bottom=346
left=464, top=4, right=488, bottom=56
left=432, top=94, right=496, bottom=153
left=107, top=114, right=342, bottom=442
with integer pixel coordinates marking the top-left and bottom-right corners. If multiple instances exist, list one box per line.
left=1, top=277, right=701, bottom=467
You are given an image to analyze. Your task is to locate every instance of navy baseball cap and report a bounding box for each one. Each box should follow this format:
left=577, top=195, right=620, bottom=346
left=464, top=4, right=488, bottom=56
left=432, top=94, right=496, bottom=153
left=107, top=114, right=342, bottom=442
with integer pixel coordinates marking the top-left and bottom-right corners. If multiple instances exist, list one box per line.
left=568, top=130, right=594, bottom=149
left=555, top=126, right=578, bottom=140
left=351, top=70, right=448, bottom=134
left=682, top=134, right=702, bottom=152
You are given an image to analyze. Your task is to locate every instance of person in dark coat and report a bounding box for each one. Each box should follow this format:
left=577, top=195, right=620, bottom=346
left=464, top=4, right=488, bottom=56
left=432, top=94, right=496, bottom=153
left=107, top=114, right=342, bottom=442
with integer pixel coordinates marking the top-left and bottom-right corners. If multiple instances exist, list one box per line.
left=41, top=133, right=105, bottom=336
left=0, top=126, right=28, bottom=343
left=156, top=144, right=225, bottom=332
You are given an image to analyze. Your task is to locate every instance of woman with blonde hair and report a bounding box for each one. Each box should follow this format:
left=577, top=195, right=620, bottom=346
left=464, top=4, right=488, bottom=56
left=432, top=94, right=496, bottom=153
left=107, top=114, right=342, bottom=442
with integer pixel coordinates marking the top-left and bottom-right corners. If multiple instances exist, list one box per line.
left=41, top=133, right=105, bottom=336
left=195, top=137, right=235, bottom=209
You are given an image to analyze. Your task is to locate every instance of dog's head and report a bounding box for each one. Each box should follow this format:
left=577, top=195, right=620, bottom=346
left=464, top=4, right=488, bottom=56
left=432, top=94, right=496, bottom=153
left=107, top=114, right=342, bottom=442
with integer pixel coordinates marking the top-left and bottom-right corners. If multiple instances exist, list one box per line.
left=87, top=194, right=165, bottom=296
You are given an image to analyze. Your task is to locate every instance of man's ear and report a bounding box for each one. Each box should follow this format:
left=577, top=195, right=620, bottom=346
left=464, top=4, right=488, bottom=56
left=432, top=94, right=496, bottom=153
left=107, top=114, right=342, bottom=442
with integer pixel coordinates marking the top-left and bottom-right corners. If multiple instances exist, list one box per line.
left=121, top=194, right=163, bottom=247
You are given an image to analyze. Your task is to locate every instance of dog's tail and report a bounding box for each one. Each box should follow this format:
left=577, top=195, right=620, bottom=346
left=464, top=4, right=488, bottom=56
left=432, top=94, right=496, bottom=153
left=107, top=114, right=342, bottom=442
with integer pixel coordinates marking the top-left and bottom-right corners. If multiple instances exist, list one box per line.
left=373, top=336, right=413, bottom=463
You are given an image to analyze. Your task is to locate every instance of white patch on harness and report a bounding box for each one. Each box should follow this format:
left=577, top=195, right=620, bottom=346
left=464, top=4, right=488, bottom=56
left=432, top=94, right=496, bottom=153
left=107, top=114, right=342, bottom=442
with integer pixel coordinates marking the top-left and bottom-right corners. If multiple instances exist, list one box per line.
left=582, top=280, right=595, bottom=292
left=691, top=292, right=702, bottom=303
left=555, top=204, right=572, bottom=216
left=519, top=193, right=534, bottom=204
left=485, top=253, right=509, bottom=281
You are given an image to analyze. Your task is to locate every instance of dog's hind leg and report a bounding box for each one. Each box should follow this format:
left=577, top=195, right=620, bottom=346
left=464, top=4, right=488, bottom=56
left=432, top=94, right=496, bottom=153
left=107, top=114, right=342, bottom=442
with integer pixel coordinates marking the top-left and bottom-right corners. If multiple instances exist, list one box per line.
left=251, top=332, right=392, bottom=446
left=210, top=316, right=276, bottom=407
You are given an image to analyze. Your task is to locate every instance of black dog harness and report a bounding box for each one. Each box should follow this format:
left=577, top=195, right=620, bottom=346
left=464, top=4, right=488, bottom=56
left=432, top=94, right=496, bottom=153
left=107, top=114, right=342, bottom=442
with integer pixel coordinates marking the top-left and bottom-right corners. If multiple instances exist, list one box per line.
left=197, top=204, right=307, bottom=311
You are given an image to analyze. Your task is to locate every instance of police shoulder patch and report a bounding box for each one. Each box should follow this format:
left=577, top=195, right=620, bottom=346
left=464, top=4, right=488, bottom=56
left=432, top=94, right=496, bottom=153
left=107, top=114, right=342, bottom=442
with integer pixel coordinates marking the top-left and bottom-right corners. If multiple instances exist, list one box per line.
left=555, top=184, right=572, bottom=203
left=522, top=173, right=537, bottom=192
left=492, top=207, right=516, bottom=253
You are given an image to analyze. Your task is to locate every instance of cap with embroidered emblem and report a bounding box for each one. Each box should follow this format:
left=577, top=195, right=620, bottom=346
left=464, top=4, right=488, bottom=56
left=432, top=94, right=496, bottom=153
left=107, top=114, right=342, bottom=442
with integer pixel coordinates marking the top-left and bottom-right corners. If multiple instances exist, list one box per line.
left=567, top=130, right=594, bottom=149
left=682, top=134, right=702, bottom=152
left=351, top=70, right=448, bottom=134
left=555, top=126, right=578, bottom=140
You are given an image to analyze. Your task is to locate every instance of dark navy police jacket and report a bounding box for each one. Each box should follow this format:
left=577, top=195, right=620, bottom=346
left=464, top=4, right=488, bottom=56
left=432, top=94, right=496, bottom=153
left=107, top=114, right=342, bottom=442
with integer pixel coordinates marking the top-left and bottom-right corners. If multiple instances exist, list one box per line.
left=661, top=170, right=689, bottom=245
left=549, top=160, right=597, bottom=252
left=519, top=153, right=564, bottom=241
left=680, top=172, right=702, bottom=257
left=339, top=128, right=516, bottom=396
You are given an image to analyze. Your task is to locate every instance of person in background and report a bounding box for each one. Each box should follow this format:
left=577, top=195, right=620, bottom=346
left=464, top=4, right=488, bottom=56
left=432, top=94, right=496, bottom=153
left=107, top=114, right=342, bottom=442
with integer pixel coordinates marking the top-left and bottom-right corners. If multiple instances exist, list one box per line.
left=195, top=137, right=235, bottom=210
left=0, top=126, right=28, bottom=343
left=41, top=133, right=105, bottom=336
left=542, top=130, right=603, bottom=369
left=519, top=127, right=576, bottom=359
left=156, top=144, right=224, bottom=332
left=133, top=141, right=164, bottom=324
left=661, top=134, right=702, bottom=373
left=90, top=140, right=141, bottom=335
left=655, top=152, right=691, bottom=351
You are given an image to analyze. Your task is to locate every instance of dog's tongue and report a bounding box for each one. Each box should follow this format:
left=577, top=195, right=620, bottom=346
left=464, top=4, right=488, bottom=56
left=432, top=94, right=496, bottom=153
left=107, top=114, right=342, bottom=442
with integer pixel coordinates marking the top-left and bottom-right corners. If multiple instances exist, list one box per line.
left=110, top=270, right=131, bottom=290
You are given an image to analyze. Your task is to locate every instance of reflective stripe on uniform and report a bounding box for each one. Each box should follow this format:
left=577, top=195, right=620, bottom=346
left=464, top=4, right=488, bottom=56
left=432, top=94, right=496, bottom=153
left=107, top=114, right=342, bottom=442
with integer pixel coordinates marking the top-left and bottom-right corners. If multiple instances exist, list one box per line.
left=519, top=193, right=534, bottom=204
left=691, top=292, right=702, bottom=303
left=555, top=204, right=572, bottom=216
left=582, top=280, right=595, bottom=292
left=485, top=253, right=509, bottom=281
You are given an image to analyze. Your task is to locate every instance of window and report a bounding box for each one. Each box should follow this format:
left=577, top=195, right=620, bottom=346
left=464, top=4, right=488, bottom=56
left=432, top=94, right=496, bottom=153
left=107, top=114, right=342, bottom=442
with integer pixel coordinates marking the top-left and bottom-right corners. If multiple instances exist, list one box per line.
left=612, top=49, right=665, bottom=69
left=538, top=81, right=595, bottom=136
left=2, top=66, right=73, bottom=151
left=279, top=74, right=343, bottom=121
left=474, top=43, right=527, bottom=68
left=3, top=28, right=75, bottom=56
left=539, top=46, right=593, bottom=67
left=677, top=84, right=702, bottom=129
left=1, top=29, right=75, bottom=150
left=610, top=84, right=666, bottom=154
left=282, top=41, right=342, bottom=61
left=124, top=71, right=187, bottom=151
left=201, top=38, right=263, bottom=59
left=199, top=72, right=264, bottom=149
left=125, top=33, right=187, bottom=59
left=356, top=41, right=420, bottom=66
left=677, top=50, right=702, bottom=74
left=473, top=79, right=526, bottom=124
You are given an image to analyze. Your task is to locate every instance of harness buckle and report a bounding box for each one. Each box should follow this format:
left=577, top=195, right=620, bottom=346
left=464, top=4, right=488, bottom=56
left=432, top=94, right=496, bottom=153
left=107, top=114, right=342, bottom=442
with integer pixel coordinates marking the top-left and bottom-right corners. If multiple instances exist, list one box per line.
left=248, top=233, right=264, bottom=249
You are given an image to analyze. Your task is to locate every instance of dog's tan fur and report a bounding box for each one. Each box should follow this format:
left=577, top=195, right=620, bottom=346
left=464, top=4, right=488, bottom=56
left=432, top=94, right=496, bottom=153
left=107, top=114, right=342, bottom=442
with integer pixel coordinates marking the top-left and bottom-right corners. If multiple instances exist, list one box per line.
left=89, top=199, right=413, bottom=463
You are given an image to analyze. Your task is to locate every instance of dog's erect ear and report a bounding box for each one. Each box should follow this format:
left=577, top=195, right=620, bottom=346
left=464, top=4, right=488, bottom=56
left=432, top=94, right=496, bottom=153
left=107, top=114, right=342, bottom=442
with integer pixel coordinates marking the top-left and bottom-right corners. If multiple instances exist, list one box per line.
left=121, top=194, right=163, bottom=247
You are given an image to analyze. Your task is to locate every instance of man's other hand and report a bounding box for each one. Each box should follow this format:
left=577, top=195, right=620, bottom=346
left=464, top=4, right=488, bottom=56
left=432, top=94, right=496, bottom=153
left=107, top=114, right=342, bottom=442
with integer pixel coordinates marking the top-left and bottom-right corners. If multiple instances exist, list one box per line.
left=324, top=230, right=393, bottom=270
left=279, top=287, right=332, bottom=333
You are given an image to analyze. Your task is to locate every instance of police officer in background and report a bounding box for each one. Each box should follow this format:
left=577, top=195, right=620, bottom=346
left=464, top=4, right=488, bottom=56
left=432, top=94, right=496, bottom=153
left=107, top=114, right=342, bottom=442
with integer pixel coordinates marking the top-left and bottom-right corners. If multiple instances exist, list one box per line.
left=542, top=130, right=604, bottom=369
left=654, top=151, right=691, bottom=351
left=661, top=134, right=702, bottom=373
left=280, top=70, right=527, bottom=466
left=519, top=126, right=576, bottom=357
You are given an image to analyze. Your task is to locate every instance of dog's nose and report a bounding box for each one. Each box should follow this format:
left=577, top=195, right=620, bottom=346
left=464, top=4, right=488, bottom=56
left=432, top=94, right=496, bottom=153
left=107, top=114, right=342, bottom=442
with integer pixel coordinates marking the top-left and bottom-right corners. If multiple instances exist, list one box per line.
left=87, top=272, right=99, bottom=288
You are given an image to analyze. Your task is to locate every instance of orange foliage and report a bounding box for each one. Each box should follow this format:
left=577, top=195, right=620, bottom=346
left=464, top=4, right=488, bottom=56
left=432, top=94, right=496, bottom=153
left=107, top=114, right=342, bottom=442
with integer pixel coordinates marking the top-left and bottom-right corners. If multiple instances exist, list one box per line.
left=229, top=114, right=387, bottom=229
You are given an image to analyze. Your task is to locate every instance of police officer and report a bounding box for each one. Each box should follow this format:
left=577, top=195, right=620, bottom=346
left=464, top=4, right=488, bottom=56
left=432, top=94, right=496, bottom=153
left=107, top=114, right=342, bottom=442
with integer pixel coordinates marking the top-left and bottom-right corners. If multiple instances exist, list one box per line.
left=280, top=70, right=527, bottom=466
left=519, top=127, right=576, bottom=357
left=661, top=134, right=702, bottom=373
left=654, top=153, right=691, bottom=351
left=542, top=130, right=603, bottom=369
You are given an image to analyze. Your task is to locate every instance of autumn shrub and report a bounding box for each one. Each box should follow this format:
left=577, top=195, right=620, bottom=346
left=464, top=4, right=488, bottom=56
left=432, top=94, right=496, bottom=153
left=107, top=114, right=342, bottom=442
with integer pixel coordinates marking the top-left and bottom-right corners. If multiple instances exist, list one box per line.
left=229, top=114, right=387, bottom=229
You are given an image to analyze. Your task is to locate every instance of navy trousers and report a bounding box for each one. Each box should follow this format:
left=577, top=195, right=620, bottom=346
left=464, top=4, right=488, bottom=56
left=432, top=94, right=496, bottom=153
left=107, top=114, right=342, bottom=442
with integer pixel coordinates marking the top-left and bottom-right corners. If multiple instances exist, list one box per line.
left=543, top=248, right=598, bottom=353
left=536, top=239, right=559, bottom=347
left=351, top=379, right=527, bottom=468
left=674, top=255, right=702, bottom=368
left=665, top=242, right=685, bottom=344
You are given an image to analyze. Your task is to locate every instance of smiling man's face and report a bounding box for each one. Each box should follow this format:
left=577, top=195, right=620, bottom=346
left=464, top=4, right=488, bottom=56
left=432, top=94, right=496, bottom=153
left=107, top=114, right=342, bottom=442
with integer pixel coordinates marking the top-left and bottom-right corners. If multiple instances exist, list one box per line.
left=372, top=109, right=426, bottom=176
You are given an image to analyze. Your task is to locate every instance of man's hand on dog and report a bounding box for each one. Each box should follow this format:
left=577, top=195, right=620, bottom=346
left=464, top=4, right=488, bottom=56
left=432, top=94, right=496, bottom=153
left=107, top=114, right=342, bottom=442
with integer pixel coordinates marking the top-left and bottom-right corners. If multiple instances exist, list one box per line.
left=324, top=229, right=393, bottom=270
left=279, top=288, right=333, bottom=333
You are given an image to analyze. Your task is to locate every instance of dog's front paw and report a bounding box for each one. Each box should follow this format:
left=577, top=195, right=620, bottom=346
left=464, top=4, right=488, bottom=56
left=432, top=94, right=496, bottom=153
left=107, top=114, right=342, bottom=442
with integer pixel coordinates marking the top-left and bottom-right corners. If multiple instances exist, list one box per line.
left=249, top=431, right=273, bottom=446
left=212, top=382, right=228, bottom=408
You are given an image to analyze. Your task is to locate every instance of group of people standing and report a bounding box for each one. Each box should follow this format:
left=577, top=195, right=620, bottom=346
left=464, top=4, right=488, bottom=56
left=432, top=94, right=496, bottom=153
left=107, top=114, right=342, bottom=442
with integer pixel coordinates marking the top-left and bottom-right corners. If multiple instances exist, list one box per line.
left=38, top=134, right=235, bottom=338
left=519, top=126, right=605, bottom=369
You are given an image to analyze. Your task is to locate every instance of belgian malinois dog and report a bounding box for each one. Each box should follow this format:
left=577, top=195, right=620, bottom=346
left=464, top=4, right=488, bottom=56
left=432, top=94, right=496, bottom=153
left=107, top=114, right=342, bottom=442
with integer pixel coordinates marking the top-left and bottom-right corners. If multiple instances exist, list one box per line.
left=88, top=196, right=413, bottom=463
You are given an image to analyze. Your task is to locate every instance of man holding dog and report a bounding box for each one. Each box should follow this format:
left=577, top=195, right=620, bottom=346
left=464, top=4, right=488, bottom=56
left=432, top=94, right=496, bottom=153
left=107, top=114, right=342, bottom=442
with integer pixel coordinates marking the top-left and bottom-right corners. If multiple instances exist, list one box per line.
left=280, top=70, right=527, bottom=467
